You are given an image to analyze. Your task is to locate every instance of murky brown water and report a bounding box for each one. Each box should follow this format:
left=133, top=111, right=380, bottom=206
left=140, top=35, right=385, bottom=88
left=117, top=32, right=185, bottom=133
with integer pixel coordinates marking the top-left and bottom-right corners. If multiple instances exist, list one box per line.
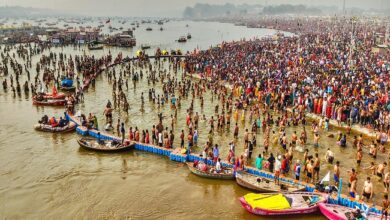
left=1, top=20, right=385, bottom=219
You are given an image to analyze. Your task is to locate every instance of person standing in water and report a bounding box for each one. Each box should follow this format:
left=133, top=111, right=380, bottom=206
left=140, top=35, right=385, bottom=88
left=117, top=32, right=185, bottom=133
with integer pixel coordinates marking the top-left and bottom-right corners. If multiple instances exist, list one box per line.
left=361, top=177, right=373, bottom=202
left=120, top=122, right=125, bottom=144
left=313, top=153, right=320, bottom=182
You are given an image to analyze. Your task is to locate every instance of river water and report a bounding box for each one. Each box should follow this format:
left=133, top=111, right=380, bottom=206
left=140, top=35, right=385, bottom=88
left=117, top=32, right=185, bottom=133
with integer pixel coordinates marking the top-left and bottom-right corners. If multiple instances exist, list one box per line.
left=1, top=20, right=384, bottom=219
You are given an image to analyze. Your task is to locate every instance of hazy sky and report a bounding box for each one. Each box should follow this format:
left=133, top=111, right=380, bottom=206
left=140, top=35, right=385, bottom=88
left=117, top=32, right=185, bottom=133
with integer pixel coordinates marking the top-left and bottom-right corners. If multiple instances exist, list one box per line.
left=1, top=0, right=389, bottom=17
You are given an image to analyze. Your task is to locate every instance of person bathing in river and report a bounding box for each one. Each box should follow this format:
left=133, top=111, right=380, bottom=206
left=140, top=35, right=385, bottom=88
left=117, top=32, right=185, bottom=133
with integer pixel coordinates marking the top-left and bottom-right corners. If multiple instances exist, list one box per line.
left=377, top=162, right=387, bottom=179
left=361, top=177, right=373, bottom=202
left=334, top=161, right=340, bottom=186
left=325, top=148, right=334, bottom=164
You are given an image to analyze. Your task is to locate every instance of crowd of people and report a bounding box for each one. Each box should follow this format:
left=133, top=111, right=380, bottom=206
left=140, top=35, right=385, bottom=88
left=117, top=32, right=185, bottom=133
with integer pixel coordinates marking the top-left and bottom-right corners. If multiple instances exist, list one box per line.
left=2, top=16, right=390, bottom=207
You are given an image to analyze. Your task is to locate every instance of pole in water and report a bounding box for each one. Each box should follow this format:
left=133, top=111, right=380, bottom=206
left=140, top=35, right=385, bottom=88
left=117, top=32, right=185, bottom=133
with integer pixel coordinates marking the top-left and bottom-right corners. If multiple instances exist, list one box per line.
left=338, top=178, right=342, bottom=203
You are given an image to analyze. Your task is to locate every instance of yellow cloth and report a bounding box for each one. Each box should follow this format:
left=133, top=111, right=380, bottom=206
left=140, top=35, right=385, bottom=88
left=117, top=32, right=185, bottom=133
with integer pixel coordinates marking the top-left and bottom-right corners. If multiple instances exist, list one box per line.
left=243, top=193, right=291, bottom=210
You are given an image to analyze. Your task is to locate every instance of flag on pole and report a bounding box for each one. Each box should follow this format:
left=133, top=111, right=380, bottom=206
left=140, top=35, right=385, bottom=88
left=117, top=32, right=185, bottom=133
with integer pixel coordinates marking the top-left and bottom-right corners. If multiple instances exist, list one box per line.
left=320, top=171, right=330, bottom=184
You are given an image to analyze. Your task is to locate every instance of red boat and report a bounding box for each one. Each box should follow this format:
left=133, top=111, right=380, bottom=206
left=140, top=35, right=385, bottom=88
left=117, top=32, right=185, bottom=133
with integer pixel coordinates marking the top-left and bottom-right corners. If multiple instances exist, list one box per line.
left=34, top=121, right=76, bottom=133
left=33, top=97, right=66, bottom=106
left=42, top=92, right=66, bottom=99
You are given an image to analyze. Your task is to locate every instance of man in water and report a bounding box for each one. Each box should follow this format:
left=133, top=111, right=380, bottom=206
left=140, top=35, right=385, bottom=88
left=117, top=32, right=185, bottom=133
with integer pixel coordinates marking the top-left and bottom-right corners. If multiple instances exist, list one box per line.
left=120, top=122, right=125, bottom=144
left=313, top=153, right=320, bottom=182
left=377, top=162, right=388, bottom=179
left=348, top=168, right=358, bottom=198
left=306, top=160, right=314, bottom=184
left=325, top=148, right=334, bottom=164
left=334, top=161, right=340, bottom=187
left=361, top=177, right=373, bottom=202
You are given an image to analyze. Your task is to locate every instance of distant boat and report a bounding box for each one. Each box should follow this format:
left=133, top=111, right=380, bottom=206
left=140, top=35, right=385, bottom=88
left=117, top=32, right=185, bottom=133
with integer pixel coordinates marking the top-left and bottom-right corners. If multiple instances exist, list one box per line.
left=146, top=27, right=152, bottom=31
left=187, top=33, right=192, bottom=39
left=178, top=36, right=187, bottom=43
left=141, top=44, right=151, bottom=50
left=186, top=24, right=189, bottom=27
left=88, top=44, right=103, bottom=50
left=160, top=27, right=163, bottom=31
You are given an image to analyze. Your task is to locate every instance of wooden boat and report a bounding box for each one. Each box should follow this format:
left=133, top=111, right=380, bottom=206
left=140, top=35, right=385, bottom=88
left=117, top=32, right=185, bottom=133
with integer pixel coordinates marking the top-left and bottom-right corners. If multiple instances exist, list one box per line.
left=239, top=192, right=327, bottom=216
left=235, top=171, right=306, bottom=193
left=77, top=137, right=134, bottom=152
left=141, top=44, right=151, bottom=50
left=146, top=27, right=152, bottom=31
left=34, top=121, right=76, bottom=133
left=60, top=85, right=76, bottom=92
left=88, top=45, right=103, bottom=50
left=178, top=36, right=187, bottom=43
left=319, top=203, right=381, bottom=220
left=186, top=162, right=235, bottom=180
left=33, top=97, right=66, bottom=106
left=42, top=92, right=66, bottom=99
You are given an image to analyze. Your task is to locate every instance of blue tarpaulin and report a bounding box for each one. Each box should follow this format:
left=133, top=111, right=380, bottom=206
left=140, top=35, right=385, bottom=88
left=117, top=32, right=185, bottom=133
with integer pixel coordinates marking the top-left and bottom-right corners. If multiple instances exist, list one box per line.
left=61, top=79, right=73, bottom=87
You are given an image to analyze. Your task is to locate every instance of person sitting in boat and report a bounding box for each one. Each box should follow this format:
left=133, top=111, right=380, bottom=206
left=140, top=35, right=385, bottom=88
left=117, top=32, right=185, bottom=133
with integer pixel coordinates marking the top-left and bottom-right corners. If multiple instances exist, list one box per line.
left=351, top=207, right=364, bottom=219
left=49, top=117, right=58, bottom=127
left=197, top=158, right=207, bottom=172
left=35, top=93, right=44, bottom=101
left=215, top=158, right=222, bottom=173
left=81, top=114, right=88, bottom=127
left=38, top=115, right=49, bottom=124
left=63, top=112, right=69, bottom=124
left=96, top=132, right=104, bottom=145
left=58, top=117, right=68, bottom=127
left=227, top=149, right=235, bottom=164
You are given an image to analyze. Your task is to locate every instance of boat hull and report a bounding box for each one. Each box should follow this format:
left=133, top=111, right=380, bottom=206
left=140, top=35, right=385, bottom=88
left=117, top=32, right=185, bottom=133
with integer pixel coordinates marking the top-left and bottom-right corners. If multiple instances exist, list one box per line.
left=239, top=192, right=327, bottom=216
left=186, top=162, right=235, bottom=180
left=235, top=171, right=306, bottom=193
left=33, top=98, right=66, bottom=106
left=34, top=121, right=76, bottom=133
left=77, top=138, right=134, bottom=152
left=318, top=203, right=381, bottom=220
left=60, top=86, right=76, bottom=92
